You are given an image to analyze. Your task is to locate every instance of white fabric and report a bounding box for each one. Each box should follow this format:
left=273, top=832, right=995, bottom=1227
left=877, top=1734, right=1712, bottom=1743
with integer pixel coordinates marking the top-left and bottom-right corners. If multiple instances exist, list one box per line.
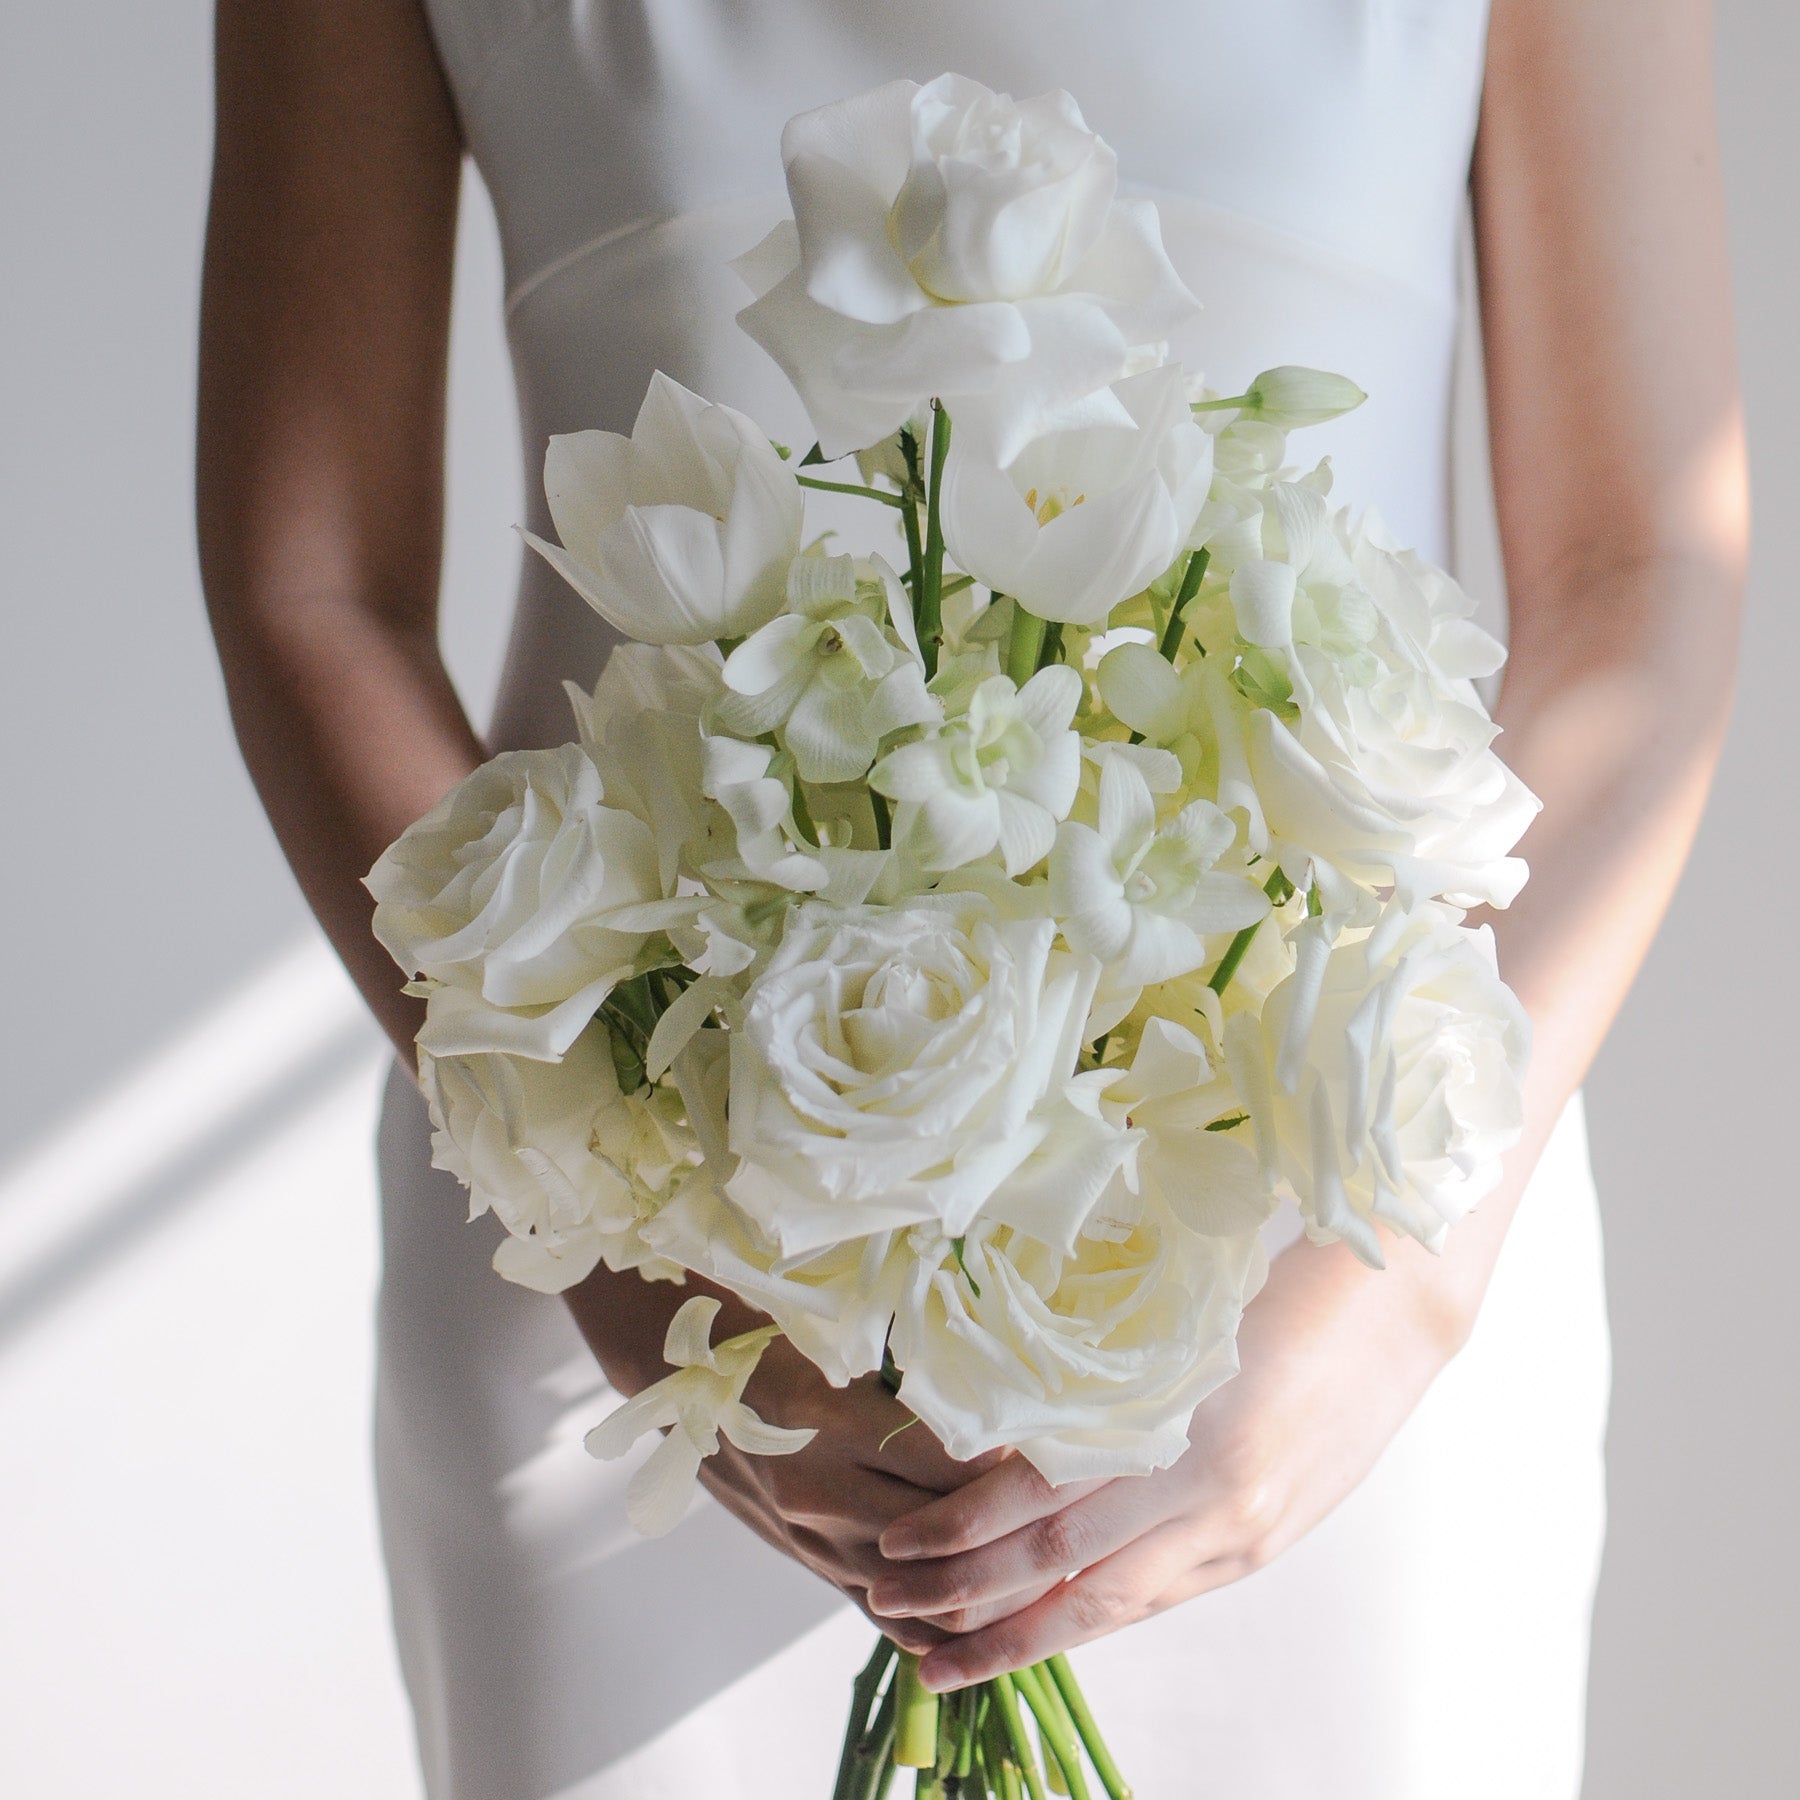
left=377, top=5, right=1610, bottom=1795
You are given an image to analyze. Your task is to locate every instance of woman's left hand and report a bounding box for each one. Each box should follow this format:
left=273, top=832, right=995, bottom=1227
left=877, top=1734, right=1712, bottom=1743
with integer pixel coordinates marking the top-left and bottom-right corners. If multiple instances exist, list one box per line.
left=865, top=1229, right=1475, bottom=1691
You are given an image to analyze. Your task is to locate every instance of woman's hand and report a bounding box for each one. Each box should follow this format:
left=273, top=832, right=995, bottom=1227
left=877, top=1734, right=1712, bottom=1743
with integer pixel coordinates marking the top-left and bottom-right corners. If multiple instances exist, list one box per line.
left=864, top=1232, right=1466, bottom=1690
left=563, top=1262, right=998, bottom=1655
left=698, top=1334, right=1005, bottom=1656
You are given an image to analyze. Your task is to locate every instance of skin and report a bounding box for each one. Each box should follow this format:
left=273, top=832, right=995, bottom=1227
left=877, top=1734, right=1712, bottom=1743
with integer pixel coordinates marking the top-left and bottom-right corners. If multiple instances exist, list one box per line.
left=199, top=0, right=1746, bottom=1693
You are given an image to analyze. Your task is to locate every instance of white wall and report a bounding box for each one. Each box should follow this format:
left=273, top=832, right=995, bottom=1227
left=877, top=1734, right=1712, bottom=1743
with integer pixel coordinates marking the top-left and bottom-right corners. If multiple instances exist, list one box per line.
left=0, top=4, right=1792, bottom=1795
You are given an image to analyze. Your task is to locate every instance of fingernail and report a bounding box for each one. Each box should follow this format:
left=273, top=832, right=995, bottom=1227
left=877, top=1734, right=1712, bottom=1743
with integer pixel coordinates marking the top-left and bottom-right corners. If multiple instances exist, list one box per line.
left=879, top=1528, right=920, bottom=1559
left=865, top=1585, right=902, bottom=1617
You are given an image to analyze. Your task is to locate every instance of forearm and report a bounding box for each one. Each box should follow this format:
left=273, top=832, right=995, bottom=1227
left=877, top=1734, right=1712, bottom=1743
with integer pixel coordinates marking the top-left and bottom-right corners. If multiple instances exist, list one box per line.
left=205, top=592, right=484, bottom=1062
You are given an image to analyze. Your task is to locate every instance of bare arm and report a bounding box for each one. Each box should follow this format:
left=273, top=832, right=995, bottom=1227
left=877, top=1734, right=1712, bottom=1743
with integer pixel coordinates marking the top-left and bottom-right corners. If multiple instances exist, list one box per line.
left=198, top=0, right=480, bottom=1064
left=872, top=0, right=1749, bottom=1689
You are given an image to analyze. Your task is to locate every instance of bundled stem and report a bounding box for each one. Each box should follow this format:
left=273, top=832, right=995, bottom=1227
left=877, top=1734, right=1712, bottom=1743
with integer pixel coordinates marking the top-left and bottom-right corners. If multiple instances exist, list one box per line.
left=832, top=1638, right=1127, bottom=1800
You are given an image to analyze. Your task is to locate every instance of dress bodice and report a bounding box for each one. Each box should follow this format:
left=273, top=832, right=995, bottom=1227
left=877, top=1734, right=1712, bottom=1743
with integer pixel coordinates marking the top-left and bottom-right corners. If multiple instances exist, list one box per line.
left=420, top=0, right=1493, bottom=748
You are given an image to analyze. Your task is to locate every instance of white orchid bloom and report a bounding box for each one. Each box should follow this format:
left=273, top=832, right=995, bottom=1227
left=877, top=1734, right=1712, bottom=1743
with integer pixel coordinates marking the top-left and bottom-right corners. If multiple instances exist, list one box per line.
left=871, top=665, right=1083, bottom=875
left=697, top=735, right=888, bottom=908
left=583, top=1297, right=815, bottom=1537
left=734, top=74, right=1198, bottom=463
left=715, top=554, right=939, bottom=783
left=940, top=364, right=1214, bottom=625
left=1095, top=640, right=1214, bottom=783
left=1050, top=757, right=1270, bottom=989
left=523, top=373, right=802, bottom=646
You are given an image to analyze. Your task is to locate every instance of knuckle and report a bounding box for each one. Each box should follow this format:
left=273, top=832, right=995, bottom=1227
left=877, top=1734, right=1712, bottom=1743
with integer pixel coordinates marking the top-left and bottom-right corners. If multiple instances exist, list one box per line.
left=1063, top=1578, right=1128, bottom=1636
left=1029, top=1507, right=1093, bottom=1574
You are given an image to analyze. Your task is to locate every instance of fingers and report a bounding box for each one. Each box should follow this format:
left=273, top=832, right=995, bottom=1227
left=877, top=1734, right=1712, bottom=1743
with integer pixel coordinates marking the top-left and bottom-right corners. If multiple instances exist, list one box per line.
left=917, top=1522, right=1230, bottom=1690
left=865, top=1478, right=1153, bottom=1626
left=879, top=1454, right=1109, bottom=1560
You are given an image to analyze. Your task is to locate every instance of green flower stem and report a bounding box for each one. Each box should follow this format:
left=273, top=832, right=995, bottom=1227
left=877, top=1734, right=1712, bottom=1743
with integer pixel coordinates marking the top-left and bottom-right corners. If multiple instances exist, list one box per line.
left=960, top=1690, right=987, bottom=1779
left=1045, top=1657, right=1130, bottom=1800
left=796, top=473, right=908, bottom=510
left=1189, top=392, right=1255, bottom=412
left=918, top=402, right=952, bottom=677
left=1006, top=604, right=1048, bottom=687
left=1036, top=619, right=1065, bottom=673
left=835, top=1639, right=900, bottom=1800
left=1157, top=547, right=1211, bottom=662
left=1013, top=1665, right=1090, bottom=1800
left=894, top=1653, right=940, bottom=1767
left=1208, top=865, right=1294, bottom=998
left=850, top=1680, right=900, bottom=1800
left=992, top=1675, right=1051, bottom=1800
left=870, top=787, right=893, bottom=851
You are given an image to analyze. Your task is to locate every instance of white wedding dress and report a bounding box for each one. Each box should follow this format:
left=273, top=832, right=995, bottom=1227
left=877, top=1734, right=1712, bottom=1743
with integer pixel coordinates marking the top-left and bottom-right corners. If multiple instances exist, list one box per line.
left=376, top=5, right=1612, bottom=1795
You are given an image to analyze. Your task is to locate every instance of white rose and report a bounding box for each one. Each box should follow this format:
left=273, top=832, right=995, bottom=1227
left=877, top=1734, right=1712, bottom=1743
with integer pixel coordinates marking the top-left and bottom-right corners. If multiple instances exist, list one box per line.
left=891, top=1202, right=1267, bottom=1481
left=1213, top=486, right=1541, bottom=911
left=1224, top=903, right=1531, bottom=1267
left=645, top=1153, right=1264, bottom=1485
left=421, top=1023, right=688, bottom=1293
left=523, top=372, right=803, bottom=645
left=367, top=744, right=672, bottom=1061
left=940, top=364, right=1214, bottom=625
left=871, top=665, right=1083, bottom=876
left=724, top=895, right=1129, bottom=1256
left=735, top=74, right=1198, bottom=463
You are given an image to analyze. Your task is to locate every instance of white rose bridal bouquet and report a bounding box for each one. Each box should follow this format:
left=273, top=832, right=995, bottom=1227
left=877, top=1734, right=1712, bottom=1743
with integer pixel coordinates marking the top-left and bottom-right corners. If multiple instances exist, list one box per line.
left=368, top=74, right=1538, bottom=1800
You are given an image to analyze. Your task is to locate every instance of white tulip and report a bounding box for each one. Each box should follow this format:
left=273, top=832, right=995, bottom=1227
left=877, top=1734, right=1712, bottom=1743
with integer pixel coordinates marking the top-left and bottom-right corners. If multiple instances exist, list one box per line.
left=724, top=894, right=1127, bottom=1256
left=1223, top=903, right=1531, bottom=1267
left=941, top=364, right=1214, bottom=625
left=420, top=1022, right=689, bottom=1293
left=367, top=744, right=678, bottom=1061
left=583, top=1297, right=815, bottom=1537
left=735, top=75, right=1198, bottom=462
left=523, top=373, right=803, bottom=646
left=716, top=553, right=939, bottom=782
left=1051, top=757, right=1270, bottom=990
left=871, top=665, right=1083, bottom=876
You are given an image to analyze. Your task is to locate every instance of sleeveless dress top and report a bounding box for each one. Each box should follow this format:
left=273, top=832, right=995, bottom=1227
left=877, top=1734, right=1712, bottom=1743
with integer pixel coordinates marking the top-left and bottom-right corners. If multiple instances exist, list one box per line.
left=375, top=6, right=1611, bottom=1796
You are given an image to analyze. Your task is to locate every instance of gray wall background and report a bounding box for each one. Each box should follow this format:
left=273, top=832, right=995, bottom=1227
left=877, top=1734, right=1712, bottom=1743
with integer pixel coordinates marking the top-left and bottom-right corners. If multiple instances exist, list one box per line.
left=0, top=3, right=1793, bottom=1793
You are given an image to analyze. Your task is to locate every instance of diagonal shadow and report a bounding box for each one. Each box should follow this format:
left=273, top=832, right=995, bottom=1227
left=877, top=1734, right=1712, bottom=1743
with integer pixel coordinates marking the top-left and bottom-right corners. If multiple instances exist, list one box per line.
left=0, top=1023, right=379, bottom=1351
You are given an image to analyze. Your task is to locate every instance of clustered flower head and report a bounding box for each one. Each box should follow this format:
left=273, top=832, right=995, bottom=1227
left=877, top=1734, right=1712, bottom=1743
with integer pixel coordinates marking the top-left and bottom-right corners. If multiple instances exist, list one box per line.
left=371, top=72, right=1536, bottom=1516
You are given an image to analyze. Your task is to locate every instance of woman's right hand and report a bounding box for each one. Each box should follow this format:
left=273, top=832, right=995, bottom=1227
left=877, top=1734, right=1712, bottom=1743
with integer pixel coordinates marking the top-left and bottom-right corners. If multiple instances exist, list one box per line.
left=699, top=1333, right=1001, bottom=1656
left=563, top=1264, right=997, bottom=1653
